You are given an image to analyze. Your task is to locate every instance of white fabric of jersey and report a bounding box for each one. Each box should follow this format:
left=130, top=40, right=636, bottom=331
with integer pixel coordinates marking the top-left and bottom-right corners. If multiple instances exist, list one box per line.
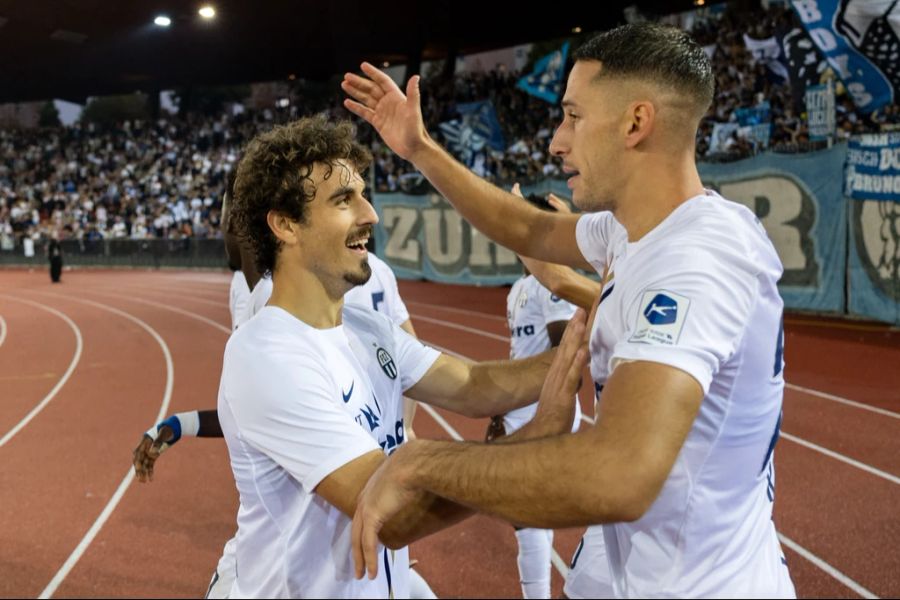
left=574, top=191, right=794, bottom=598
left=239, top=254, right=409, bottom=328
left=504, top=275, right=581, bottom=433
left=228, top=271, right=250, bottom=332
left=219, top=304, right=439, bottom=598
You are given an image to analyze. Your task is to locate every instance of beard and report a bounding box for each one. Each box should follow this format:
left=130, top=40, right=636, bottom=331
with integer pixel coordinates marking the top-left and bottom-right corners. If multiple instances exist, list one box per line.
left=343, top=257, right=372, bottom=287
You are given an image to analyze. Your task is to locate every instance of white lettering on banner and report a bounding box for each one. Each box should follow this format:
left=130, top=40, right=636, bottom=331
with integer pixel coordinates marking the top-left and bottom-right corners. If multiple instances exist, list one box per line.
left=382, top=206, right=420, bottom=263
left=721, top=177, right=807, bottom=270
left=849, top=173, right=900, bottom=194
left=422, top=208, right=464, bottom=266
left=792, top=0, right=822, bottom=23
left=810, top=28, right=838, bottom=52
left=880, top=148, right=900, bottom=170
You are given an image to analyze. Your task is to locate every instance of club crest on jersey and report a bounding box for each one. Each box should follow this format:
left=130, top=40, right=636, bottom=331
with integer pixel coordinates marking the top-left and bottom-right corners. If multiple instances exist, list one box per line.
left=630, top=290, right=690, bottom=346
left=376, top=347, right=397, bottom=380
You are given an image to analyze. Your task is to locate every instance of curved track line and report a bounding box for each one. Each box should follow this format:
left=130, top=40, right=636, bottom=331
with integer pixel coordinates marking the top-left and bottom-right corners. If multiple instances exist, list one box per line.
left=80, top=289, right=231, bottom=335
left=0, top=295, right=84, bottom=449
left=785, top=383, right=900, bottom=420
left=0, top=314, right=7, bottom=349
left=34, top=294, right=175, bottom=600
left=102, top=284, right=224, bottom=308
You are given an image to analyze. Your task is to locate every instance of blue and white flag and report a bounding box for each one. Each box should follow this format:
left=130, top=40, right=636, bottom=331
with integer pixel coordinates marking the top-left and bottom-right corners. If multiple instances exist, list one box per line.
left=517, top=42, right=570, bottom=104
left=439, top=100, right=505, bottom=166
left=743, top=34, right=790, bottom=81
left=790, top=0, right=898, bottom=112
left=846, top=132, right=900, bottom=202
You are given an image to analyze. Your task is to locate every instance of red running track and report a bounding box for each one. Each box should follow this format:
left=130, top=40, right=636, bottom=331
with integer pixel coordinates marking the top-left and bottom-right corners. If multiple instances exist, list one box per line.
left=0, top=268, right=897, bottom=598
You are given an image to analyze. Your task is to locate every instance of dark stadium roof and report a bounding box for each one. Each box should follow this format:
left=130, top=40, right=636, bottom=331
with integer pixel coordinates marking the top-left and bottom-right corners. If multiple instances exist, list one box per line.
left=0, top=0, right=715, bottom=104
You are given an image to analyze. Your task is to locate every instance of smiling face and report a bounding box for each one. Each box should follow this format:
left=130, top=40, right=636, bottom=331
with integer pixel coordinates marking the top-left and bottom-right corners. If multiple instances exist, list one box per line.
left=549, top=61, right=625, bottom=214
left=293, top=159, right=377, bottom=292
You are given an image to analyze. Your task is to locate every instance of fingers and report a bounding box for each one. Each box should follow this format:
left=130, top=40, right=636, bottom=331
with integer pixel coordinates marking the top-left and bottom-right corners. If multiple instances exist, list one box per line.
left=563, top=347, right=589, bottom=394
left=341, top=73, right=382, bottom=104
left=547, top=194, right=571, bottom=213
left=510, top=182, right=523, bottom=197
left=360, top=62, right=404, bottom=92
left=351, top=505, right=381, bottom=580
left=132, top=435, right=154, bottom=483
left=342, top=99, right=376, bottom=123
left=405, top=75, right=420, bottom=107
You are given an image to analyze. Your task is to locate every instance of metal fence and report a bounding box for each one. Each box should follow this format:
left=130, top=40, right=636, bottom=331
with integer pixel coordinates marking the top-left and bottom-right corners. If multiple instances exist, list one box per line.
left=0, top=238, right=228, bottom=269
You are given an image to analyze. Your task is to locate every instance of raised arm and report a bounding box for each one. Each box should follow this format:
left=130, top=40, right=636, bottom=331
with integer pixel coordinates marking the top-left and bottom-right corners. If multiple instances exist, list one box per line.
left=342, top=63, right=590, bottom=269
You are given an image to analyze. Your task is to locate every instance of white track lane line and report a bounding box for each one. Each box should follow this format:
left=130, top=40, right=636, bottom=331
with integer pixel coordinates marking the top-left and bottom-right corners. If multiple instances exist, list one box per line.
left=777, top=533, right=879, bottom=599
left=0, top=295, right=84, bottom=449
left=81, top=289, right=231, bottom=335
left=784, top=383, right=900, bottom=420
left=34, top=294, right=174, bottom=599
left=410, top=313, right=509, bottom=342
left=780, top=432, right=899, bottom=486
left=0, top=314, right=7, bottom=348
left=405, top=300, right=508, bottom=323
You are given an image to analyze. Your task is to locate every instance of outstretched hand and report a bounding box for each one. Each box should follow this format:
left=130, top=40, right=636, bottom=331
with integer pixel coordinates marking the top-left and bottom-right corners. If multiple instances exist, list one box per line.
left=132, top=425, right=174, bottom=483
left=342, top=63, right=429, bottom=161
left=532, top=308, right=588, bottom=431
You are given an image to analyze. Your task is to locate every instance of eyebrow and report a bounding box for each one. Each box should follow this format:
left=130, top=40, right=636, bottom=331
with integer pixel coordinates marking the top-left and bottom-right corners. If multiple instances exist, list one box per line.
left=328, top=185, right=359, bottom=201
left=561, top=100, right=577, bottom=108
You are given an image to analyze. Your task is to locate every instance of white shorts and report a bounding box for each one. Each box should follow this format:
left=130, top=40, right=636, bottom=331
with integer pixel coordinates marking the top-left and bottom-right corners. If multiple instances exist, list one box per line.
left=564, top=526, right=614, bottom=599
left=205, top=535, right=237, bottom=599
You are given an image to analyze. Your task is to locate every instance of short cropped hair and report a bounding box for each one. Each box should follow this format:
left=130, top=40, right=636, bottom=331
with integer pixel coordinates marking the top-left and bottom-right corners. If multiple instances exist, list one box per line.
left=232, top=116, right=372, bottom=275
left=573, top=23, right=715, bottom=114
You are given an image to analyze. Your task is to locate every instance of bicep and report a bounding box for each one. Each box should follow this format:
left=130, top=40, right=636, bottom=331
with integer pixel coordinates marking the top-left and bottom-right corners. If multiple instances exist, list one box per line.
left=593, top=361, right=703, bottom=508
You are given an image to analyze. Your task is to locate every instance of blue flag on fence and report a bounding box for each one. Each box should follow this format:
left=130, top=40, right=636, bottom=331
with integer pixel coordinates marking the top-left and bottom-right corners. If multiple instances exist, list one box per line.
left=517, top=42, right=570, bottom=104
left=735, top=101, right=772, bottom=149
left=438, top=100, right=505, bottom=166
left=790, top=0, right=898, bottom=112
left=846, top=133, right=900, bottom=202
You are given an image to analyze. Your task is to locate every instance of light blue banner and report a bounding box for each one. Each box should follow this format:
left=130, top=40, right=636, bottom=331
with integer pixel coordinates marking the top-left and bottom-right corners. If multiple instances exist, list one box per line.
left=699, top=146, right=848, bottom=314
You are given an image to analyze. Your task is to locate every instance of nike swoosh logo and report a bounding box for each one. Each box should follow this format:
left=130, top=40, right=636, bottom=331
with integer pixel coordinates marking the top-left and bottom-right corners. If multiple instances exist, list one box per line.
left=342, top=381, right=354, bottom=403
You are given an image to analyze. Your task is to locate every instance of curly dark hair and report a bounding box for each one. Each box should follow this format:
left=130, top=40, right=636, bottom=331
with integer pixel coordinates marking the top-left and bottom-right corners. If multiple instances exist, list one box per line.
left=231, top=115, right=372, bottom=275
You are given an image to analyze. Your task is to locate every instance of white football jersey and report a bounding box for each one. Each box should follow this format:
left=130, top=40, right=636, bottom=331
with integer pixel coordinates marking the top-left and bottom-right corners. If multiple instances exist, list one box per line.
left=575, top=191, right=794, bottom=598
left=504, top=275, right=581, bottom=432
left=218, top=304, right=440, bottom=598
left=228, top=270, right=250, bottom=331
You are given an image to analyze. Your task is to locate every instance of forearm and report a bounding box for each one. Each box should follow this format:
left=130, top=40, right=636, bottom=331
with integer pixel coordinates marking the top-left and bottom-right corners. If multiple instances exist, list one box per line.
left=520, top=256, right=601, bottom=312
left=412, top=138, right=581, bottom=266
left=462, top=351, right=554, bottom=417
left=197, top=409, right=223, bottom=437
left=395, top=434, right=640, bottom=528
left=379, top=488, right=474, bottom=549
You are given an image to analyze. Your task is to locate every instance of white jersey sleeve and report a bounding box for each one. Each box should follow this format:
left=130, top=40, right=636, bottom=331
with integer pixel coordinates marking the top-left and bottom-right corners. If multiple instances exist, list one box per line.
left=229, top=271, right=250, bottom=331
left=610, top=244, right=759, bottom=394
left=223, top=339, right=380, bottom=492
left=393, top=322, right=439, bottom=390
left=369, top=254, right=410, bottom=326
left=575, top=212, right=622, bottom=275
left=539, top=285, right=577, bottom=326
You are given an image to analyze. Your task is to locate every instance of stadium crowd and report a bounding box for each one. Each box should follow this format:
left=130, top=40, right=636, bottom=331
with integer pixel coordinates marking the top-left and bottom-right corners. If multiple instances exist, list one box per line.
left=1, top=2, right=897, bottom=250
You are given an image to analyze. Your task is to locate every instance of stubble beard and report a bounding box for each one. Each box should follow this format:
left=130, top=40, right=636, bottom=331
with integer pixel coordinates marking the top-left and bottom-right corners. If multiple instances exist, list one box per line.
left=343, top=258, right=372, bottom=287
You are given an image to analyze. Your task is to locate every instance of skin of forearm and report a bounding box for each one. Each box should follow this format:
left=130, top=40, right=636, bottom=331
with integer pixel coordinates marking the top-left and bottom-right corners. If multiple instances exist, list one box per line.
left=462, top=351, right=554, bottom=418
left=395, top=433, right=649, bottom=528
left=197, top=409, right=224, bottom=438
left=412, top=138, right=561, bottom=261
left=378, top=489, right=474, bottom=550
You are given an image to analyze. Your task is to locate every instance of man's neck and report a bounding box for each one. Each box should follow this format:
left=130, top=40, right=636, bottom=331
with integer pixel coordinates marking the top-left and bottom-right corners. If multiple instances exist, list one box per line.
left=613, top=155, right=705, bottom=243
left=269, top=266, right=346, bottom=329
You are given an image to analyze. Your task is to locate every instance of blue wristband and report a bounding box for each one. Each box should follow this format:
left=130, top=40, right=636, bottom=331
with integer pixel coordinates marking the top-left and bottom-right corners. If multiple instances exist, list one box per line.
left=158, top=414, right=183, bottom=444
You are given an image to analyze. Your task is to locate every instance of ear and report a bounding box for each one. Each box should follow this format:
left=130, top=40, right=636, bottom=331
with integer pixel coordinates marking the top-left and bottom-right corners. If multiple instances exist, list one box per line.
left=623, top=101, right=655, bottom=149
left=266, top=210, right=300, bottom=246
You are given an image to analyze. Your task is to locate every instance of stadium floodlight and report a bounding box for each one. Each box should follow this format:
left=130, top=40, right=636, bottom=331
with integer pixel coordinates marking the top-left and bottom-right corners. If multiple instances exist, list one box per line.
left=572, top=26, right=582, bottom=33
left=154, top=15, right=172, bottom=27
left=199, top=5, right=216, bottom=19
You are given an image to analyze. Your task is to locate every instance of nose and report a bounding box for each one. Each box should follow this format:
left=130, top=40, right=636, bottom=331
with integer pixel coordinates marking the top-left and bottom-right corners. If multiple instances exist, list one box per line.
left=549, top=123, right=568, bottom=158
left=359, top=196, right=379, bottom=226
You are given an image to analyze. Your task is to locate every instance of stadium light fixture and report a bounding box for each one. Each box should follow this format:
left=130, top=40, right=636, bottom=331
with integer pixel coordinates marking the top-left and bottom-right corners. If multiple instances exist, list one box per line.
left=154, top=15, right=172, bottom=27
left=199, top=5, right=216, bottom=19
left=694, top=0, right=705, bottom=5
left=382, top=61, right=390, bottom=68
left=572, top=26, right=582, bottom=33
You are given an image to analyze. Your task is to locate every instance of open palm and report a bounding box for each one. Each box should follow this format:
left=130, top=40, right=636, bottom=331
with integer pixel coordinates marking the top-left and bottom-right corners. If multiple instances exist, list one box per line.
left=342, top=62, right=427, bottom=161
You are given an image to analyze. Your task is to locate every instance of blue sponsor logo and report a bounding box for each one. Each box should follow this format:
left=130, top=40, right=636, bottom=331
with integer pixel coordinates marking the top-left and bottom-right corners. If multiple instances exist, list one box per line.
left=643, top=294, right=678, bottom=325
left=550, top=294, right=562, bottom=303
